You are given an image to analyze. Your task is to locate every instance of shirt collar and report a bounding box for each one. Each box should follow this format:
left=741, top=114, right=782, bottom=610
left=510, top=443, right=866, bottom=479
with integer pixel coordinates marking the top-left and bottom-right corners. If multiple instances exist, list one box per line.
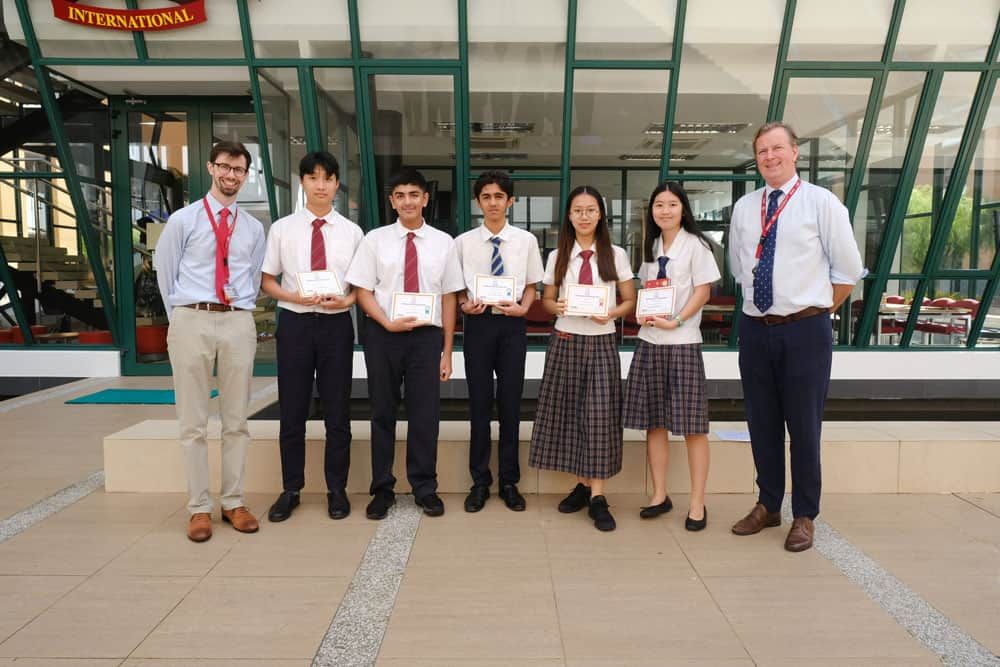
left=478, top=221, right=510, bottom=242
left=205, top=193, right=236, bottom=219
left=656, top=228, right=691, bottom=260
left=765, top=175, right=800, bottom=197
left=303, top=207, right=336, bottom=227
left=571, top=240, right=598, bottom=260
left=395, top=219, right=428, bottom=238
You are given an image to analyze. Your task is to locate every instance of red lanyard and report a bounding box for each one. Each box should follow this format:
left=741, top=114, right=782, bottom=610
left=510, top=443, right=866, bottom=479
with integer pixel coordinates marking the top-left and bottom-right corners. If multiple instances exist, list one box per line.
left=203, top=198, right=238, bottom=262
left=755, top=178, right=801, bottom=259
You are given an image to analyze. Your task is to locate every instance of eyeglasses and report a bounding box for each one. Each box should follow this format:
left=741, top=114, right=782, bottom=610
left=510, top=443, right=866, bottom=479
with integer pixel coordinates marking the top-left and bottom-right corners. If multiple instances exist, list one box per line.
left=570, top=208, right=601, bottom=219
left=212, top=162, right=248, bottom=177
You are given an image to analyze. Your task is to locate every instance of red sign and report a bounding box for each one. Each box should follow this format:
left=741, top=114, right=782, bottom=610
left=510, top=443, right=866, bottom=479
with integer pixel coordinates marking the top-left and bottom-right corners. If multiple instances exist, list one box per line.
left=51, top=0, right=207, bottom=32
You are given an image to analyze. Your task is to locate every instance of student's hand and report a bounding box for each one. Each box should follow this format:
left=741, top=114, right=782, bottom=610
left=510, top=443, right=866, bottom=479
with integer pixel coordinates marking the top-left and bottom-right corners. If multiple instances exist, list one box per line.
left=318, top=295, right=351, bottom=310
left=460, top=299, right=488, bottom=315
left=590, top=314, right=613, bottom=325
left=645, top=316, right=678, bottom=330
left=553, top=298, right=568, bottom=317
left=494, top=301, right=527, bottom=317
left=299, top=294, right=322, bottom=307
left=385, top=316, right=419, bottom=333
left=439, top=353, right=452, bottom=382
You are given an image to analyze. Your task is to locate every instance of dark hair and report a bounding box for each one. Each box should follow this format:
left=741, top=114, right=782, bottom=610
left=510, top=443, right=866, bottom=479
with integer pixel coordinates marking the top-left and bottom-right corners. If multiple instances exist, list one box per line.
left=643, top=181, right=712, bottom=262
left=553, top=185, right=618, bottom=288
left=209, top=140, right=252, bottom=169
left=387, top=167, right=428, bottom=193
left=299, top=151, right=340, bottom=180
left=473, top=169, right=514, bottom=199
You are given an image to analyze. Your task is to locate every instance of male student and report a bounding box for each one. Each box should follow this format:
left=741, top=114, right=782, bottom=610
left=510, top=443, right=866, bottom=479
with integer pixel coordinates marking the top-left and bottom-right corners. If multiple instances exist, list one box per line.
left=346, top=168, right=465, bottom=519
left=455, top=170, right=544, bottom=512
left=260, top=151, right=364, bottom=522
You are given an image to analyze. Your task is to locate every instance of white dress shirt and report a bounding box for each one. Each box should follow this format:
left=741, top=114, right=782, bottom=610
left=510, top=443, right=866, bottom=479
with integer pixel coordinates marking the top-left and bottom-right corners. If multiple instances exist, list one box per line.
left=345, top=220, right=465, bottom=329
left=543, top=242, right=634, bottom=335
left=637, top=229, right=721, bottom=345
left=261, top=207, right=364, bottom=314
left=454, top=222, right=545, bottom=301
left=153, top=193, right=266, bottom=319
left=729, top=176, right=865, bottom=317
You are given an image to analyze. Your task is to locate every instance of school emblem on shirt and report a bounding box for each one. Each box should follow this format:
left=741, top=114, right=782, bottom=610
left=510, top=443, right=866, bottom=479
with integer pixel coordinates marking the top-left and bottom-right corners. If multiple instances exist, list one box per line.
left=51, top=0, right=207, bottom=32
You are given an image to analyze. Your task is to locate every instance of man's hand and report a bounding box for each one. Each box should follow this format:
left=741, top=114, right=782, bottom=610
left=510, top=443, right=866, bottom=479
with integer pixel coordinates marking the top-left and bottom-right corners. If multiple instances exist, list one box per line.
left=494, top=300, right=527, bottom=317
left=439, top=353, right=452, bottom=381
left=385, top=316, right=420, bottom=333
left=460, top=299, right=488, bottom=315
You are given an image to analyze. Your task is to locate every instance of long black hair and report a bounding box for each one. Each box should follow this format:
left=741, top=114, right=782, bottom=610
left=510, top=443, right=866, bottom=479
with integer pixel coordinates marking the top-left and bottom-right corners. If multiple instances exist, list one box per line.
left=643, top=181, right=712, bottom=262
left=553, top=185, right=618, bottom=287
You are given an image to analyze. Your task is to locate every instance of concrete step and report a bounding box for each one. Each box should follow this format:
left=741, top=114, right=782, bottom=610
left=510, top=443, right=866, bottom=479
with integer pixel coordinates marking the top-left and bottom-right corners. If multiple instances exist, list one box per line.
left=103, top=419, right=1000, bottom=495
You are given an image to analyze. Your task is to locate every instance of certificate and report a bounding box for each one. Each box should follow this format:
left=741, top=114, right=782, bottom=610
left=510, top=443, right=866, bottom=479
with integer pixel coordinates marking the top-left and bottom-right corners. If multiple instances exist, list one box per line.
left=565, top=284, right=611, bottom=317
left=391, top=292, right=436, bottom=324
left=636, top=286, right=676, bottom=318
left=296, top=270, right=343, bottom=297
left=474, top=274, right=516, bottom=305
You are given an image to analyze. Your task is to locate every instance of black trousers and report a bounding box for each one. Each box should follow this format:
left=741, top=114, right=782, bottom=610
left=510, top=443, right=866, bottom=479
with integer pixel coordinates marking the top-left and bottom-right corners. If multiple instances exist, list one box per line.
left=463, top=311, right=527, bottom=488
left=276, top=309, right=354, bottom=493
left=738, top=311, right=832, bottom=519
left=363, top=321, right=443, bottom=498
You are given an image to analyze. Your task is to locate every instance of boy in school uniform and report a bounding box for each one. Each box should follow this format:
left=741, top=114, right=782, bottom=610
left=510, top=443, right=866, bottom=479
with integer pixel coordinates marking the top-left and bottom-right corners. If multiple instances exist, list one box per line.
left=261, top=151, right=364, bottom=522
left=346, top=168, right=465, bottom=519
left=455, top=170, right=544, bottom=512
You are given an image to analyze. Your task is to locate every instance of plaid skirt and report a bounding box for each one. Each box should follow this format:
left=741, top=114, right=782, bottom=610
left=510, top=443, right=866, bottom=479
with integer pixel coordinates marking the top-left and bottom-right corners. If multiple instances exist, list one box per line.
left=529, top=332, right=623, bottom=479
left=623, top=340, right=709, bottom=435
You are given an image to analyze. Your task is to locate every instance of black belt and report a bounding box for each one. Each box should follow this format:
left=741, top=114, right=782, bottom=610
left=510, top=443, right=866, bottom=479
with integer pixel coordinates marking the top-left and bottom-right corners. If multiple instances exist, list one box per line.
left=745, top=306, right=827, bottom=326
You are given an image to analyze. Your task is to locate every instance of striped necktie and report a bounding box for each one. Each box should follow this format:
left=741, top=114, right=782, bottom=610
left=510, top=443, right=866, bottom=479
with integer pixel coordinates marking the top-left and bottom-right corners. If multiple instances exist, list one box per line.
left=310, top=219, right=326, bottom=270
left=404, top=232, right=419, bottom=292
left=490, top=236, right=504, bottom=276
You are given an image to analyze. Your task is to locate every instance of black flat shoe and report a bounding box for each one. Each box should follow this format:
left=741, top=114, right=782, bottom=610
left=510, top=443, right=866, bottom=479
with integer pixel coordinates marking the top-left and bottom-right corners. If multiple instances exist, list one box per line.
left=464, top=485, right=490, bottom=513
left=685, top=507, right=707, bottom=531
left=366, top=490, right=395, bottom=520
left=327, top=489, right=351, bottom=520
left=639, top=496, right=673, bottom=519
left=267, top=490, right=300, bottom=522
left=588, top=495, right=616, bottom=532
left=415, top=492, right=445, bottom=517
left=558, top=483, right=591, bottom=513
left=499, top=484, right=526, bottom=511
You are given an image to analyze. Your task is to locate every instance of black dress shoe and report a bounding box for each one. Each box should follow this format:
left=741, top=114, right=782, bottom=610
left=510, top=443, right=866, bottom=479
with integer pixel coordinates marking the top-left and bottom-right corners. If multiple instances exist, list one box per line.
left=267, top=490, right=300, bottom=522
left=415, top=492, right=445, bottom=517
left=366, top=490, right=395, bottom=520
left=558, top=483, right=591, bottom=513
left=499, top=484, right=526, bottom=511
left=464, top=485, right=490, bottom=512
left=588, top=495, right=616, bottom=532
left=639, top=495, right=673, bottom=519
left=327, top=489, right=351, bottom=520
left=685, top=507, right=707, bottom=532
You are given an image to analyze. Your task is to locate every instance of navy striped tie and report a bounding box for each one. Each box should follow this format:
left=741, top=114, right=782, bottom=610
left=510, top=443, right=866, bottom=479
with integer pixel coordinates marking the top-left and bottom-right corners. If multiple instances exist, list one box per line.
left=490, top=237, right=504, bottom=276
left=657, top=256, right=669, bottom=279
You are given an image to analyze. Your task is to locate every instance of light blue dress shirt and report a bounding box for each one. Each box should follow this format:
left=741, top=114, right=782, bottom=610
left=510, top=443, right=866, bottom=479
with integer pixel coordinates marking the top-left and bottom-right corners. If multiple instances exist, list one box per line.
left=153, top=193, right=266, bottom=319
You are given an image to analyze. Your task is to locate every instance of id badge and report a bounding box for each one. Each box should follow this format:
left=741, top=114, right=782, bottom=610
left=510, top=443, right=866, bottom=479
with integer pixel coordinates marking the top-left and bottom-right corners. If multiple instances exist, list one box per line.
left=223, top=283, right=238, bottom=302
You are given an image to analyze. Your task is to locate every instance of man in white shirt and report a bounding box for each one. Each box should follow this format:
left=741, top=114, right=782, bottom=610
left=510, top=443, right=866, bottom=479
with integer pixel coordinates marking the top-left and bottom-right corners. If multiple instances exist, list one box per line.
left=346, top=168, right=465, bottom=520
left=455, top=170, right=545, bottom=513
left=260, top=151, right=364, bottom=523
left=728, top=122, right=864, bottom=552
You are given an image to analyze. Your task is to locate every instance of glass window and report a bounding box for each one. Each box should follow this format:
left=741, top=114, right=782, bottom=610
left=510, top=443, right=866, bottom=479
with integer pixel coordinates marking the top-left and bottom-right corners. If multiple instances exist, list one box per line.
left=314, top=68, right=364, bottom=226
left=468, top=0, right=566, bottom=169
left=257, top=68, right=305, bottom=221
left=782, top=77, right=875, bottom=200
left=908, top=278, right=986, bottom=347
left=788, top=0, right=892, bottom=61
left=357, top=0, right=458, bottom=59
left=52, top=64, right=251, bottom=96
left=249, top=0, right=351, bottom=58
left=575, top=0, right=677, bottom=60
left=19, top=0, right=136, bottom=59
left=674, top=0, right=784, bottom=169
left=141, top=1, right=243, bottom=59
left=894, top=0, right=997, bottom=61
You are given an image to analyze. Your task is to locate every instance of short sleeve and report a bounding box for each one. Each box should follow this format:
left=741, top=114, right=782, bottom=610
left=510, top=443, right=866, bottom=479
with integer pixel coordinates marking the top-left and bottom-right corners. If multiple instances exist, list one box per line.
left=260, top=221, right=283, bottom=276
left=525, top=237, right=545, bottom=285
left=441, top=240, right=466, bottom=293
left=542, top=249, right=559, bottom=285
left=691, top=240, right=722, bottom=287
left=345, top=233, right=378, bottom=290
left=613, top=246, right=634, bottom=282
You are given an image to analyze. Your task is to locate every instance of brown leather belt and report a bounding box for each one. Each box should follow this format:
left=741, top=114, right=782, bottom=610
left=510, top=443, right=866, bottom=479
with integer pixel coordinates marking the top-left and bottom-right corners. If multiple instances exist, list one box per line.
left=182, top=302, right=243, bottom=313
left=746, top=305, right=828, bottom=326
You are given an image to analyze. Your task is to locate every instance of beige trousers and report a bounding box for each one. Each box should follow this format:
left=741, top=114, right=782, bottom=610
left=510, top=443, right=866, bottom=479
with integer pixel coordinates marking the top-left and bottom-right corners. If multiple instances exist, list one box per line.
left=167, top=306, right=257, bottom=514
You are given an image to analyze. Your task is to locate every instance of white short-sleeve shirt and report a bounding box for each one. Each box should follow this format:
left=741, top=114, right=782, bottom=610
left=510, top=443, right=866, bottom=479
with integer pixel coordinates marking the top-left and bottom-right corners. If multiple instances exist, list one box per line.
left=261, top=208, right=363, bottom=314
left=543, top=242, right=634, bottom=335
left=345, top=220, right=465, bottom=329
left=637, top=228, right=721, bottom=345
left=454, top=222, right=545, bottom=301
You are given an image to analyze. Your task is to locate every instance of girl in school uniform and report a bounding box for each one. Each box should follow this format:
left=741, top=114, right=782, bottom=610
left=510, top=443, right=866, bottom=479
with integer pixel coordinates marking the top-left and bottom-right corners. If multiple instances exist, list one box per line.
left=529, top=185, right=636, bottom=532
left=624, top=181, right=720, bottom=531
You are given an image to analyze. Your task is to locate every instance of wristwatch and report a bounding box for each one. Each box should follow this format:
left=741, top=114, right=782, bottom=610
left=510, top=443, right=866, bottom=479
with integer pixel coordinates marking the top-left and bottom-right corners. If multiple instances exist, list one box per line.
left=673, top=315, right=685, bottom=326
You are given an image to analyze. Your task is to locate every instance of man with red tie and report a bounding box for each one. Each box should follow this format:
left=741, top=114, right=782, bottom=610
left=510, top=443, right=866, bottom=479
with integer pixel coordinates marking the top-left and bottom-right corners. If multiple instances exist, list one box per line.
left=346, top=168, right=465, bottom=519
left=154, top=141, right=266, bottom=542
left=260, top=152, right=364, bottom=523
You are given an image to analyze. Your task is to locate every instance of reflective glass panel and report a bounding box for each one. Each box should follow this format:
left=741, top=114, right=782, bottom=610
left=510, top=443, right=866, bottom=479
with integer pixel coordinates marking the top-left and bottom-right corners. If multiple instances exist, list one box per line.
left=140, top=0, right=243, bottom=58
left=894, top=0, right=997, bottom=61
left=789, top=0, right=892, bottom=61
left=358, top=0, right=458, bottom=59
left=907, top=278, right=987, bottom=347
left=575, top=0, right=677, bottom=60
left=257, top=68, right=304, bottom=222
left=250, top=0, right=351, bottom=58
left=315, top=68, right=364, bottom=226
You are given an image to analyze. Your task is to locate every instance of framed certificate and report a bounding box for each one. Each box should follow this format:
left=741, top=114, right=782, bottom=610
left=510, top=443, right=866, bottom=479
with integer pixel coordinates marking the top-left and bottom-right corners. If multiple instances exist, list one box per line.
left=474, top=274, right=516, bottom=305
left=296, top=270, right=343, bottom=297
left=636, top=285, right=676, bottom=318
left=565, top=284, right=611, bottom=317
left=391, top=292, right=436, bottom=324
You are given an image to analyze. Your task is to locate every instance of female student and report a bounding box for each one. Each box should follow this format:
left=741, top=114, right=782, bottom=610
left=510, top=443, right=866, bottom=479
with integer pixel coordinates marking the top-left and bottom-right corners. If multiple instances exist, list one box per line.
left=623, top=181, right=720, bottom=531
left=529, top=185, right=636, bottom=532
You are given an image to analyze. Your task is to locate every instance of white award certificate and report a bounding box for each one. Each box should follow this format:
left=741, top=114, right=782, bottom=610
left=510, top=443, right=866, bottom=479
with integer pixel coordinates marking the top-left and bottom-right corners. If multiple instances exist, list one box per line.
left=474, top=274, right=516, bottom=305
left=296, top=270, right=343, bottom=297
left=636, top=286, right=676, bottom=318
left=565, top=284, right=611, bottom=317
left=391, top=292, right=436, bottom=324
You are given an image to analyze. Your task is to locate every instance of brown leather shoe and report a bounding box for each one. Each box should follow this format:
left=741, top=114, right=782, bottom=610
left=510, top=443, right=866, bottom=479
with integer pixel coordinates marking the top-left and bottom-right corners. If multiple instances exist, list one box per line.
left=784, top=517, right=814, bottom=552
left=187, top=512, right=212, bottom=542
left=731, top=502, right=781, bottom=536
left=221, top=506, right=259, bottom=533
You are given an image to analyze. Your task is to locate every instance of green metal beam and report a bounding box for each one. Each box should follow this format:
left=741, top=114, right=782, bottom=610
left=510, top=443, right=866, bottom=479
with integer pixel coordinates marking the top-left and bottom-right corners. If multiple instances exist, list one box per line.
left=659, top=0, right=686, bottom=182
left=298, top=66, right=323, bottom=151
left=573, top=60, right=672, bottom=70
left=108, top=99, right=138, bottom=368
left=882, top=0, right=907, bottom=64
left=765, top=0, right=796, bottom=122
left=237, top=0, right=278, bottom=223
left=965, top=246, right=1000, bottom=347
left=843, top=72, right=885, bottom=219
left=123, top=0, right=148, bottom=60
left=559, top=0, right=578, bottom=210
left=456, top=0, right=471, bottom=233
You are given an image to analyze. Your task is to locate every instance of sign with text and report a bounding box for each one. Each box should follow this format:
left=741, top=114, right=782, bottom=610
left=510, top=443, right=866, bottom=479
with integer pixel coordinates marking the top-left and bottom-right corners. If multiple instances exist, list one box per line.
left=52, top=0, right=207, bottom=32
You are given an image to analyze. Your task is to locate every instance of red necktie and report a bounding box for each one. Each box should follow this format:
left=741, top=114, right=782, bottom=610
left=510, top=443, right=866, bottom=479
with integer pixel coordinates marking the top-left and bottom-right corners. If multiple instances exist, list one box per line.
left=578, top=249, right=594, bottom=285
left=311, top=219, right=326, bottom=270
left=404, top=231, right=419, bottom=292
left=214, top=207, right=231, bottom=304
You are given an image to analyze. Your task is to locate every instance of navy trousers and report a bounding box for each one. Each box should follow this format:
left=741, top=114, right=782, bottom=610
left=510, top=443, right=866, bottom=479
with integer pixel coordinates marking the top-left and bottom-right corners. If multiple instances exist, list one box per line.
left=462, top=311, right=527, bottom=488
left=363, top=321, right=443, bottom=499
left=275, top=309, right=354, bottom=493
left=738, top=311, right=832, bottom=519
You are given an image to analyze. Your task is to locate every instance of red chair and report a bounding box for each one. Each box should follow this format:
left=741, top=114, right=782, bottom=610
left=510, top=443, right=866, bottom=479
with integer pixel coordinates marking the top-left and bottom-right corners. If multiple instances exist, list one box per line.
left=885, top=294, right=905, bottom=304
left=525, top=300, right=554, bottom=335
